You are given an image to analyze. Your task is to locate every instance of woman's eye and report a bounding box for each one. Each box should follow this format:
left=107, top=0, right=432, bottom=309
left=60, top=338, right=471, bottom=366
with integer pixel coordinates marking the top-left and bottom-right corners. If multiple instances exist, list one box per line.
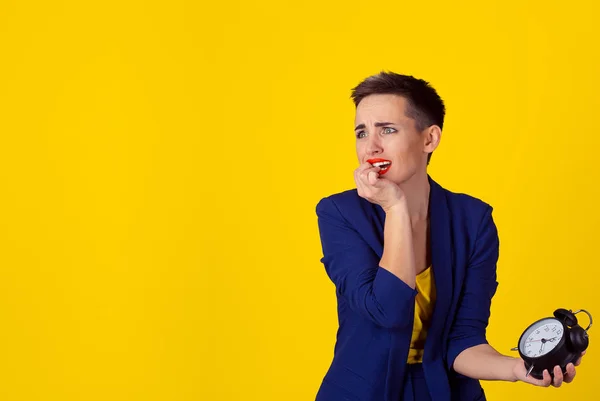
left=383, top=127, right=395, bottom=134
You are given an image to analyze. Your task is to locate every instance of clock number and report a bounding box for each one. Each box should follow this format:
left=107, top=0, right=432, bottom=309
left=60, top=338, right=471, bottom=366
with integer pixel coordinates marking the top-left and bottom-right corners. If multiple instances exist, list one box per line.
left=544, top=326, right=549, bottom=332
left=557, top=329, right=562, bottom=335
left=552, top=326, right=557, bottom=332
left=536, top=330, right=540, bottom=334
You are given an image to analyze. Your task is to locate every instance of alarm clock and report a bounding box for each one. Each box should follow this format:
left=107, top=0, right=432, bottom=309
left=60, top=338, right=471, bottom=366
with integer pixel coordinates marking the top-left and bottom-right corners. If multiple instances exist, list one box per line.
left=512, top=308, right=592, bottom=380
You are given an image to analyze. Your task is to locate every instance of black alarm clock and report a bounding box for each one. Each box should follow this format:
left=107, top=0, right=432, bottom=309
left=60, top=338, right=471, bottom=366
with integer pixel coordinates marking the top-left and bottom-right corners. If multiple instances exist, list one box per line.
left=512, top=308, right=592, bottom=380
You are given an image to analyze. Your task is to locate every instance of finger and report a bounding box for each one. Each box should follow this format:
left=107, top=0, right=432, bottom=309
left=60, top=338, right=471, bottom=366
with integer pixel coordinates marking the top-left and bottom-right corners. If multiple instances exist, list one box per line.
left=541, top=369, right=552, bottom=387
left=357, top=164, right=380, bottom=179
left=356, top=161, right=372, bottom=173
left=355, top=165, right=377, bottom=188
left=355, top=176, right=370, bottom=199
left=552, top=365, right=563, bottom=387
left=354, top=164, right=373, bottom=189
left=367, top=171, right=379, bottom=185
left=358, top=167, right=380, bottom=187
left=525, top=374, right=546, bottom=387
left=357, top=161, right=378, bottom=174
left=575, top=350, right=586, bottom=366
left=364, top=165, right=381, bottom=177
left=355, top=166, right=380, bottom=198
left=354, top=168, right=365, bottom=196
left=564, top=363, right=576, bottom=383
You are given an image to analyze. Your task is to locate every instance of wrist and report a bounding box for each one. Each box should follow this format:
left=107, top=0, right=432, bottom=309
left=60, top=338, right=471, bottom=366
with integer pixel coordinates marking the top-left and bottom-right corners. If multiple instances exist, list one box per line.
left=507, top=356, right=520, bottom=382
left=383, top=199, right=408, bottom=215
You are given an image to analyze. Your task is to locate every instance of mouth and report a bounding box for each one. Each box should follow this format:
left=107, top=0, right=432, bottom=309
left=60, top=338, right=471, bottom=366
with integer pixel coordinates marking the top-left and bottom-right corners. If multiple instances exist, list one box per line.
left=367, top=158, right=392, bottom=175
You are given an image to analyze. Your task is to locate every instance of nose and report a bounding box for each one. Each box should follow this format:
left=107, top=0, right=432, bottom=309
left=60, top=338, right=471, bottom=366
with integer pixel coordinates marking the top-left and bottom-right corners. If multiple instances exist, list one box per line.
left=365, top=135, right=383, bottom=156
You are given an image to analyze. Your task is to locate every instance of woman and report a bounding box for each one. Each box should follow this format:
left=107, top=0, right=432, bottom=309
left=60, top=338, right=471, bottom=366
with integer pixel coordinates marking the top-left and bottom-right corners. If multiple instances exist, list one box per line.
left=314, top=71, right=584, bottom=401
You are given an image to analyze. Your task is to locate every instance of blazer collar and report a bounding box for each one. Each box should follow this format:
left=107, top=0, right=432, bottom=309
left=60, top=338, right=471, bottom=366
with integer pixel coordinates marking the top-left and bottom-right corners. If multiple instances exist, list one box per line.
left=425, top=175, right=454, bottom=362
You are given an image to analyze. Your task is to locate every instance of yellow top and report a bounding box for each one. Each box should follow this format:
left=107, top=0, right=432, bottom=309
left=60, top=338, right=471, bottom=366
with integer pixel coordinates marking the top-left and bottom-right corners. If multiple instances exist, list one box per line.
left=407, top=266, right=436, bottom=364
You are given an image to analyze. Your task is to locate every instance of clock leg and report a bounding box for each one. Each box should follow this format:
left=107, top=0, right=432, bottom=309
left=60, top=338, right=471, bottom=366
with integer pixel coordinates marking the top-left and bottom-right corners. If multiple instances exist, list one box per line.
left=525, top=364, right=535, bottom=377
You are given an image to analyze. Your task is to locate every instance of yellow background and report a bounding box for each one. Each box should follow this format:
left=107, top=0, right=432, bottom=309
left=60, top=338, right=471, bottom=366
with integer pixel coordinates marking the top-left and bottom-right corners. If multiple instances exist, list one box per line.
left=0, top=0, right=598, bottom=400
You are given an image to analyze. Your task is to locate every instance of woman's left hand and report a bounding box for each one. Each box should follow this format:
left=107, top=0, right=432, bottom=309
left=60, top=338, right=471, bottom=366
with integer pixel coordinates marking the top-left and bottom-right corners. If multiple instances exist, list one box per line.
left=512, top=351, right=585, bottom=387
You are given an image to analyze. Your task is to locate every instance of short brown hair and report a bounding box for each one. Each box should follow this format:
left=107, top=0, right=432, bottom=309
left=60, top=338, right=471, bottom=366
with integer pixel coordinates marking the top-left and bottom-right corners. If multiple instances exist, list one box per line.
left=351, top=71, right=446, bottom=163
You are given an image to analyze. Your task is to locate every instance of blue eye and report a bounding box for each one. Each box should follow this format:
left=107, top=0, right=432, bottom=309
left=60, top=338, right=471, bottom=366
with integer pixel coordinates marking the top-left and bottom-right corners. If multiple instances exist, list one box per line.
left=383, top=127, right=396, bottom=134
left=356, top=131, right=366, bottom=139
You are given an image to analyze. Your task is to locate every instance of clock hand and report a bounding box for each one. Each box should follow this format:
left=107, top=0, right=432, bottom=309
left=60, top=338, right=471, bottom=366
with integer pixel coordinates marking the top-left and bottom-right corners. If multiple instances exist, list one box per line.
left=526, top=336, right=559, bottom=344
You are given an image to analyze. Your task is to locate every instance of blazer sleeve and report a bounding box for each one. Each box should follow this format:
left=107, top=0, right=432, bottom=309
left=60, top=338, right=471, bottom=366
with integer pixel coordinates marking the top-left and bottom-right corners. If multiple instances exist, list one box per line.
left=446, top=206, right=500, bottom=370
left=316, top=196, right=418, bottom=329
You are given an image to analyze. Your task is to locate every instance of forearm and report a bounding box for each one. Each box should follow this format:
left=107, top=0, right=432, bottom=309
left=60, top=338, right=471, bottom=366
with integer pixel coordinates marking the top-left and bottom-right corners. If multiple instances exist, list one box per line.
left=379, top=200, right=416, bottom=289
left=453, top=343, right=518, bottom=382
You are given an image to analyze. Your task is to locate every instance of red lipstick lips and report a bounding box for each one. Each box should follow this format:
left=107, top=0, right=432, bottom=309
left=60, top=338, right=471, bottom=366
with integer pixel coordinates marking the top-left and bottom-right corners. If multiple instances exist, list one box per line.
left=367, top=158, right=392, bottom=175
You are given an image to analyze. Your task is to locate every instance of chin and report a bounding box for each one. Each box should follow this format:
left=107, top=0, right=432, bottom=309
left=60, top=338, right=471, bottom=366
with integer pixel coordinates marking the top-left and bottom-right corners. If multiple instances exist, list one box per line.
left=387, top=169, right=418, bottom=185
left=386, top=173, right=407, bottom=185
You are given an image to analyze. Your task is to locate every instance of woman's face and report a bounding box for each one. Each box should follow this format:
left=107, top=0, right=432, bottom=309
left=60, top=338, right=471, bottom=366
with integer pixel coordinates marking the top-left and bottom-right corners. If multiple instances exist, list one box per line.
left=354, top=94, right=432, bottom=185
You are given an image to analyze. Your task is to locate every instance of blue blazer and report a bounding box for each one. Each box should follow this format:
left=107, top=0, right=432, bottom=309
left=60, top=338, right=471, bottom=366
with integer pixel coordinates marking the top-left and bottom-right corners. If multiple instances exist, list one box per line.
left=315, top=176, right=499, bottom=401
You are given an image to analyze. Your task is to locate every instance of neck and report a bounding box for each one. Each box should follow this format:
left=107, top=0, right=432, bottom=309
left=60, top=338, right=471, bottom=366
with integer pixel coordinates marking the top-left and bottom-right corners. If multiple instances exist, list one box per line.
left=399, top=170, right=430, bottom=225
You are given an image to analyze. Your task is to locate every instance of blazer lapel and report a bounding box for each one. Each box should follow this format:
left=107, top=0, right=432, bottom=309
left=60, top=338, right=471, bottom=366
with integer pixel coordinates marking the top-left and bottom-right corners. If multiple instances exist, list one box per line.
left=425, top=176, right=454, bottom=363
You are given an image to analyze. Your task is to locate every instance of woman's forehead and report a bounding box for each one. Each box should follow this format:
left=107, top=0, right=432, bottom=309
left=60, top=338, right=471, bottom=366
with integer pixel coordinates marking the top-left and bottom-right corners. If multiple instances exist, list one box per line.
left=355, top=94, right=409, bottom=122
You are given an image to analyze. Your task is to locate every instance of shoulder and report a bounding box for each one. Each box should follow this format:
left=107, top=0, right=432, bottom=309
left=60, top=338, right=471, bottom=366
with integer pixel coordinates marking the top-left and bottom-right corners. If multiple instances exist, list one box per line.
left=434, top=180, right=500, bottom=269
left=430, top=179, right=498, bottom=246
left=316, top=188, right=372, bottom=216
left=436, top=181, right=494, bottom=223
left=315, top=188, right=383, bottom=238
left=450, top=191, right=493, bottom=223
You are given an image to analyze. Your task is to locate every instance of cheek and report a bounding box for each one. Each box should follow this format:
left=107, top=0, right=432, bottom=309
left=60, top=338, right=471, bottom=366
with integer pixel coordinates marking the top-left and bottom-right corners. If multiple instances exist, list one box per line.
left=392, top=143, right=414, bottom=159
left=356, top=142, right=365, bottom=157
left=403, top=138, right=424, bottom=158
left=392, top=142, right=421, bottom=166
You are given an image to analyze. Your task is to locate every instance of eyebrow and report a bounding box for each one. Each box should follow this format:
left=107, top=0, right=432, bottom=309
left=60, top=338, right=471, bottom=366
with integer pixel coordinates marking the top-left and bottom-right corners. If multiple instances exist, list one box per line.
left=354, top=122, right=396, bottom=131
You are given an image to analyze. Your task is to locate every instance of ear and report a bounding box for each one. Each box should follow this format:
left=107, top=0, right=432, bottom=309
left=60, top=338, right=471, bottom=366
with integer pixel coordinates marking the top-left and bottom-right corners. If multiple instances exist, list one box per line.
left=423, top=125, right=441, bottom=154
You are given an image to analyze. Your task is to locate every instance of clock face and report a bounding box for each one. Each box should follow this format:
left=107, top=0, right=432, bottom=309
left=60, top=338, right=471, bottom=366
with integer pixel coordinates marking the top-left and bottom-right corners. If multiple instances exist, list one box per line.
left=519, top=318, right=565, bottom=358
